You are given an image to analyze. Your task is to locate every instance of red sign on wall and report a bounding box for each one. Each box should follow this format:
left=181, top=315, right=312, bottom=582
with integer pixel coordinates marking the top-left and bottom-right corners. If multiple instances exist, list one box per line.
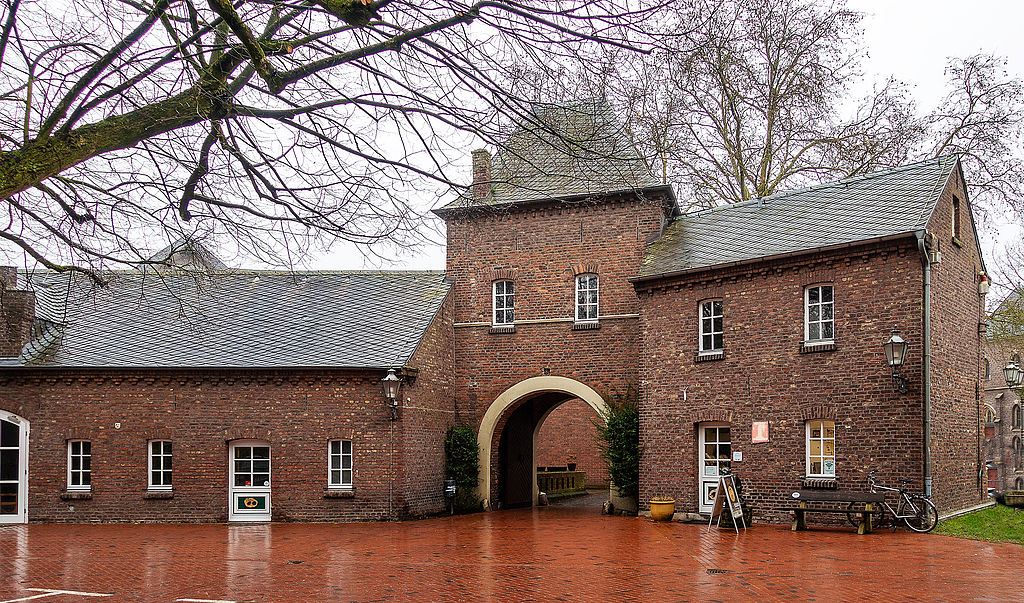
left=751, top=421, right=769, bottom=443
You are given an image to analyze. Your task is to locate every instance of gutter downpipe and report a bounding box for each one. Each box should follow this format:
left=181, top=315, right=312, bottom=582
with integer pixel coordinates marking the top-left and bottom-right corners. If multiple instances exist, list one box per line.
left=916, top=230, right=933, bottom=497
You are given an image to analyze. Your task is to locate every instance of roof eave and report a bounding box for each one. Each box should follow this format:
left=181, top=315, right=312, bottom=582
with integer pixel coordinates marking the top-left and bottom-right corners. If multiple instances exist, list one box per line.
left=632, top=231, right=921, bottom=288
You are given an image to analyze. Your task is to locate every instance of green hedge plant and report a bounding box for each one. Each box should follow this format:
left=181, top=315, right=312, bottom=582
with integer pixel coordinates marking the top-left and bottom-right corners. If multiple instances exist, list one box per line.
left=595, top=385, right=640, bottom=501
left=445, top=423, right=482, bottom=512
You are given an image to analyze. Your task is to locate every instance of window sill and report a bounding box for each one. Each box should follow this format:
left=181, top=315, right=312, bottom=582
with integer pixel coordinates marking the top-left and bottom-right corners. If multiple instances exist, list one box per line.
left=802, top=477, right=837, bottom=489
left=60, top=490, right=93, bottom=500
left=694, top=350, right=725, bottom=362
left=800, top=341, right=835, bottom=353
left=488, top=325, right=516, bottom=334
left=323, top=488, right=355, bottom=499
left=143, top=490, right=174, bottom=500
left=572, top=321, right=600, bottom=331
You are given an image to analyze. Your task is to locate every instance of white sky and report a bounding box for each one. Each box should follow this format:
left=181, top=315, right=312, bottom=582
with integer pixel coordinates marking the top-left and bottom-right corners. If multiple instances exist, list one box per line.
left=313, top=0, right=1024, bottom=273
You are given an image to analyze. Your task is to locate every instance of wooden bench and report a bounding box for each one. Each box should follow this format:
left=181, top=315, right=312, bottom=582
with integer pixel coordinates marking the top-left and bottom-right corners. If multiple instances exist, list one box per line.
left=788, top=490, right=885, bottom=534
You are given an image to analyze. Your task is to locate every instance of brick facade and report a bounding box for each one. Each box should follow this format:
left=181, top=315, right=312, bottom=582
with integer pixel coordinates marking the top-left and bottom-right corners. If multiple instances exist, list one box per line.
left=442, top=194, right=672, bottom=504
left=635, top=168, right=986, bottom=518
left=983, top=339, right=1023, bottom=491
left=0, top=293, right=456, bottom=523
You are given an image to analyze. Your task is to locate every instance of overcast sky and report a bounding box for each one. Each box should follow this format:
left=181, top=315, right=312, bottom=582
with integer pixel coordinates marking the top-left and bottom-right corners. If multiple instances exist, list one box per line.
left=312, top=0, right=1024, bottom=273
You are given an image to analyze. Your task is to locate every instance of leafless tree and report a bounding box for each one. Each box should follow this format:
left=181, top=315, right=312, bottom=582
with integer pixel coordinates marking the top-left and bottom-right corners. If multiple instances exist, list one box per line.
left=926, top=53, right=1024, bottom=223
left=0, top=0, right=666, bottom=278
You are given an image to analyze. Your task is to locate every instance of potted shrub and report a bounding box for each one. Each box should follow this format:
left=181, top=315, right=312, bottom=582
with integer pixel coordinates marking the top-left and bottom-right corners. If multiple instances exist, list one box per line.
left=596, top=385, right=640, bottom=514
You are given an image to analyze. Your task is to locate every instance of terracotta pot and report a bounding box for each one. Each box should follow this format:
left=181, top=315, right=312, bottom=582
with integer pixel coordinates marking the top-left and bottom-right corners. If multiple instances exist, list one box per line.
left=649, top=498, right=676, bottom=522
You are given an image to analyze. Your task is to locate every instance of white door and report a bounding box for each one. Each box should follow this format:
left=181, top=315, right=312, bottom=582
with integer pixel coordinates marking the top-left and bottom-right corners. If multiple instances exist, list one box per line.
left=0, top=412, right=29, bottom=523
left=698, top=424, right=731, bottom=514
left=228, top=441, right=271, bottom=522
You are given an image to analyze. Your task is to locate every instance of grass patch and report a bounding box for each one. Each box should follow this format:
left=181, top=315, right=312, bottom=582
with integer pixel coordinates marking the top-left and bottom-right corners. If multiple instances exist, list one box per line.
left=934, top=504, right=1024, bottom=545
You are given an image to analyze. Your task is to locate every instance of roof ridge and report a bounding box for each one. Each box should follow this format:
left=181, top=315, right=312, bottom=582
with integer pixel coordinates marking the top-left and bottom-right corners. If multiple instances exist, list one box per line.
left=678, top=155, right=955, bottom=220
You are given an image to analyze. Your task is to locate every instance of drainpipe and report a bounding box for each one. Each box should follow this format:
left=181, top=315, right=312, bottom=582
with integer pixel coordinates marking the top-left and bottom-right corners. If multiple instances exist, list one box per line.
left=916, top=231, right=933, bottom=497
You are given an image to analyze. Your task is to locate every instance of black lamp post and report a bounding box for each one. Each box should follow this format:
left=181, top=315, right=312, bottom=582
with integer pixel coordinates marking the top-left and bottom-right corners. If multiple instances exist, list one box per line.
left=382, top=368, right=401, bottom=421
left=1004, top=354, right=1023, bottom=389
left=883, top=327, right=910, bottom=394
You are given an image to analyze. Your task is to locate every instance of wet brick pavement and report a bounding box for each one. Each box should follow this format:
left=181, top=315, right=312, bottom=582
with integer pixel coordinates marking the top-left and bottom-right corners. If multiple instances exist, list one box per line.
left=2, top=505, right=1022, bottom=601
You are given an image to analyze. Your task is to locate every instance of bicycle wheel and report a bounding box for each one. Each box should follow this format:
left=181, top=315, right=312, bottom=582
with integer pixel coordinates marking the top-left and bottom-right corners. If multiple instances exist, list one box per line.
left=846, top=502, right=888, bottom=529
left=845, top=502, right=862, bottom=527
left=903, top=496, right=938, bottom=533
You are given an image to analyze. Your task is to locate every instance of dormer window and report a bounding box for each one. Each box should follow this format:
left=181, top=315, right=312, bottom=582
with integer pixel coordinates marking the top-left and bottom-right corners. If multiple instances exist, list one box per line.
left=575, top=274, right=599, bottom=323
left=492, top=280, right=514, bottom=326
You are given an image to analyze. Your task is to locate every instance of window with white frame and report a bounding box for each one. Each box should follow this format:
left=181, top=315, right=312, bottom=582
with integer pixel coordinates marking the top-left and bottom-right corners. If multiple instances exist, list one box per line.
left=575, top=274, right=599, bottom=322
left=699, top=300, right=724, bottom=352
left=806, top=420, right=835, bottom=477
left=67, top=440, right=91, bottom=490
left=148, top=440, right=172, bottom=490
left=804, top=285, right=834, bottom=342
left=492, top=280, right=514, bottom=325
left=328, top=440, right=353, bottom=489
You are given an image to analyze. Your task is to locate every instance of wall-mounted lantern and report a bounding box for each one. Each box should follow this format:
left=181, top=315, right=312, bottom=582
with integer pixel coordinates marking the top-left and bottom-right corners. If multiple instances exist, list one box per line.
left=883, top=327, right=909, bottom=394
left=1004, top=354, right=1023, bottom=389
left=382, top=368, right=402, bottom=421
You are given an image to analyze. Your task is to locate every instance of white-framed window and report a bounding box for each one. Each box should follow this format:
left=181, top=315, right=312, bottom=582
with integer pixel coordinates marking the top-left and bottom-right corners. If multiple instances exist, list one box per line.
left=805, top=420, right=835, bottom=477
left=699, top=300, right=724, bottom=352
left=148, top=440, right=172, bottom=490
left=492, top=280, right=514, bottom=326
left=575, top=274, right=599, bottom=322
left=67, top=440, right=91, bottom=491
left=804, top=284, right=834, bottom=342
left=328, top=440, right=353, bottom=489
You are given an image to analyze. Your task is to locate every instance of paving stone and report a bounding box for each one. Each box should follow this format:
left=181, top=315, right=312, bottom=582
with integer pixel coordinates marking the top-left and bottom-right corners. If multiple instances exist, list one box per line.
left=1, top=506, right=1020, bottom=601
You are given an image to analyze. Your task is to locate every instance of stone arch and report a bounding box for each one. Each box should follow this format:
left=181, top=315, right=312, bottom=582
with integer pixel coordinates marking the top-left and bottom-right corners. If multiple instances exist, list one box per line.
left=477, top=376, right=607, bottom=508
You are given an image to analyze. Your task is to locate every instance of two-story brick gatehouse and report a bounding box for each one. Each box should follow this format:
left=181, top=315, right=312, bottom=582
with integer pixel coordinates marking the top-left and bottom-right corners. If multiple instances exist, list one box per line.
left=0, top=99, right=988, bottom=523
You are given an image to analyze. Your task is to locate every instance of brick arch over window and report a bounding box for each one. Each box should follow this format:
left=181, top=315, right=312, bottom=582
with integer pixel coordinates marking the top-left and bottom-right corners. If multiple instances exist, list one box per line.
left=476, top=376, right=607, bottom=508
left=800, top=405, right=839, bottom=421
left=690, top=409, right=732, bottom=424
left=488, top=268, right=517, bottom=282
left=224, top=428, right=273, bottom=443
left=568, top=262, right=600, bottom=276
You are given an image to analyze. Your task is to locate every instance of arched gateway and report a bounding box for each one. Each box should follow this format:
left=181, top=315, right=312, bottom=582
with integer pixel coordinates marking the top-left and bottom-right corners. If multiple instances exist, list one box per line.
left=477, top=376, right=607, bottom=509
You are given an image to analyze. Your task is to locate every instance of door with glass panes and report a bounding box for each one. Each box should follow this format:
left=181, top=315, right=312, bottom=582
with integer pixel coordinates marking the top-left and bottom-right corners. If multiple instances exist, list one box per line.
left=228, top=441, right=271, bottom=522
left=698, top=424, right=731, bottom=514
left=0, top=411, right=28, bottom=523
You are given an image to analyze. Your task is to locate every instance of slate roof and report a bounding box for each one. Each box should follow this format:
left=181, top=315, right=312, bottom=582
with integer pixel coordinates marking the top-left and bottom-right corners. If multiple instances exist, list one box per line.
left=435, top=98, right=668, bottom=213
left=637, top=156, right=961, bottom=281
left=2, top=270, right=450, bottom=369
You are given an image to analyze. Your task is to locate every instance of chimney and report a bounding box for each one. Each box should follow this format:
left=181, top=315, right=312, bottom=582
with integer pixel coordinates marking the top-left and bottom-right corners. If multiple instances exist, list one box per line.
left=0, top=267, right=35, bottom=358
left=471, top=148, right=492, bottom=200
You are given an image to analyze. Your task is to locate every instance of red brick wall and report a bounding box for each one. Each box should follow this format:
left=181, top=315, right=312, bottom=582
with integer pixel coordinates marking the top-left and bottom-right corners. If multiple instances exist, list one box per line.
left=400, top=291, right=457, bottom=516
left=0, top=269, right=34, bottom=357
left=443, top=194, right=671, bottom=503
left=0, top=295, right=457, bottom=523
left=535, top=398, right=609, bottom=487
left=983, top=339, right=1021, bottom=491
left=926, top=167, right=987, bottom=512
left=637, top=240, right=930, bottom=520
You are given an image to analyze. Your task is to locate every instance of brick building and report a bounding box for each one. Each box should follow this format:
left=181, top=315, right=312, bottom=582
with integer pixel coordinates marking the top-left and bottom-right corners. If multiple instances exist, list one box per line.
left=0, top=99, right=988, bottom=523
left=982, top=292, right=1024, bottom=492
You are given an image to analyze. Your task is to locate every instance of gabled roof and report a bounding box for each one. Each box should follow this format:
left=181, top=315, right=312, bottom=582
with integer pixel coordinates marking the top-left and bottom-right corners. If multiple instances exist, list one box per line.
left=637, top=156, right=960, bottom=282
left=3, top=270, right=450, bottom=369
left=435, top=98, right=670, bottom=214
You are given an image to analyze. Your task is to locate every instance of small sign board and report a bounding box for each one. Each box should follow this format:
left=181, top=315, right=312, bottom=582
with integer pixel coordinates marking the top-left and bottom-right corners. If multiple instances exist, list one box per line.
left=752, top=421, right=769, bottom=443
left=707, top=473, right=747, bottom=533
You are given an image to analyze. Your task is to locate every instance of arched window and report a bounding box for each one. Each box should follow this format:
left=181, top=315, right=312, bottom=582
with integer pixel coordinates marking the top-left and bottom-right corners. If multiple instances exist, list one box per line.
left=1013, top=405, right=1022, bottom=430
left=985, top=406, right=997, bottom=425
left=1016, top=477, right=1024, bottom=491
left=984, top=358, right=990, bottom=380
left=1015, top=438, right=1023, bottom=470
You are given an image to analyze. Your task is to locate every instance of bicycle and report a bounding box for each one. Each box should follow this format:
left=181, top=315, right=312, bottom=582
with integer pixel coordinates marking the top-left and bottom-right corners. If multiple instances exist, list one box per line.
left=845, top=470, right=938, bottom=533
